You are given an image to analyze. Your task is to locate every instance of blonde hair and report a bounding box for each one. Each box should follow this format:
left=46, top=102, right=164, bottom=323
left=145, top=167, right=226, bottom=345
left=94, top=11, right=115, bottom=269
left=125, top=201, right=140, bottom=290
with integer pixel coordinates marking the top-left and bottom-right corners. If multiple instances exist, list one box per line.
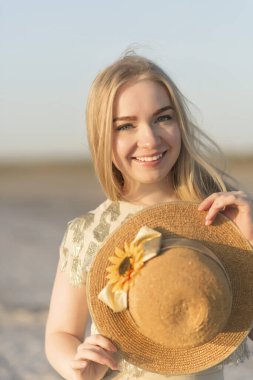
left=86, top=54, right=229, bottom=201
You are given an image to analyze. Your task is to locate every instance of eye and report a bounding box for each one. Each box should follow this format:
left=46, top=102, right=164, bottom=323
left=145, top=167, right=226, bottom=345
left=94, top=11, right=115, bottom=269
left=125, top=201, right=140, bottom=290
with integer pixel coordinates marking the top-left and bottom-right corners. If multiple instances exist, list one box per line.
left=156, top=114, right=172, bottom=123
left=115, top=123, right=133, bottom=131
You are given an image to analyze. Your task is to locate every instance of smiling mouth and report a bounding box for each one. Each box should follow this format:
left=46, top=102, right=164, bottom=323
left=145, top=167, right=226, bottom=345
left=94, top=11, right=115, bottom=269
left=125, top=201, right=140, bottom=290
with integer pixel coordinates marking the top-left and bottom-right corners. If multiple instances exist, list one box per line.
left=134, top=151, right=166, bottom=162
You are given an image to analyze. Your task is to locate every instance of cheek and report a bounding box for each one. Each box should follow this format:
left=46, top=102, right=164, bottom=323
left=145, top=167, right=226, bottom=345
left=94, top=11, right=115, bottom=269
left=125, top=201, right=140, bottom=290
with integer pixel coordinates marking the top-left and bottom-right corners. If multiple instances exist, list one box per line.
left=112, top=134, right=130, bottom=158
left=165, top=126, right=181, bottom=148
left=112, top=135, right=125, bottom=169
left=175, top=128, right=182, bottom=150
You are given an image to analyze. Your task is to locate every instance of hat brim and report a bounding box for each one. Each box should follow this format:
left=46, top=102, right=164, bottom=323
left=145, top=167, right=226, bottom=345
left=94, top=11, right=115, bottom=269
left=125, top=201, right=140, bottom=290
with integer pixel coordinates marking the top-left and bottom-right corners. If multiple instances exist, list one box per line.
left=87, top=202, right=253, bottom=375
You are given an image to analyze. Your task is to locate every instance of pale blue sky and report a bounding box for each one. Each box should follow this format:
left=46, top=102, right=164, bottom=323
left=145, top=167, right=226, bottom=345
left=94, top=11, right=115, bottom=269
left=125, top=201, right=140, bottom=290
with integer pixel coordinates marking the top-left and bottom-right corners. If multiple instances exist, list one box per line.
left=1, top=0, right=253, bottom=162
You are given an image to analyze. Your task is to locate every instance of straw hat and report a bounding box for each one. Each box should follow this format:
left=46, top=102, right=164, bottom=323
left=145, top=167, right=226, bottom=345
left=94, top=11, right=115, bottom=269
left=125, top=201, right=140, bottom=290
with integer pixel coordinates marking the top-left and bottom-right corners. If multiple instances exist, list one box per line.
left=87, top=202, right=253, bottom=375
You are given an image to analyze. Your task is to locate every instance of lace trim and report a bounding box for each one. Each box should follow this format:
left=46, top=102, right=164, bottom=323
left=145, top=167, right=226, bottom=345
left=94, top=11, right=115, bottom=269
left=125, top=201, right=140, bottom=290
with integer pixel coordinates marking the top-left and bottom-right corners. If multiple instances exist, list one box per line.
left=118, top=360, right=145, bottom=378
left=104, top=339, right=250, bottom=379
left=223, top=338, right=250, bottom=366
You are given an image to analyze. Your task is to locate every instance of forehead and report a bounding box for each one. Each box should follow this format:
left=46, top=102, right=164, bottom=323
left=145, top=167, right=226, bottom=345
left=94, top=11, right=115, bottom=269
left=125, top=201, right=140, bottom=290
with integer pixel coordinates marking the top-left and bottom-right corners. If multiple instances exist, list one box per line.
left=113, top=80, right=172, bottom=115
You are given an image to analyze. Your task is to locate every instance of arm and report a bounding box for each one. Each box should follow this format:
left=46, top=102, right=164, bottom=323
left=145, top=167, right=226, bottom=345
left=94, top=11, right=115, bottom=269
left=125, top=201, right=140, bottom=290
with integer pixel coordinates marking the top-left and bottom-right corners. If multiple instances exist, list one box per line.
left=45, top=262, right=118, bottom=380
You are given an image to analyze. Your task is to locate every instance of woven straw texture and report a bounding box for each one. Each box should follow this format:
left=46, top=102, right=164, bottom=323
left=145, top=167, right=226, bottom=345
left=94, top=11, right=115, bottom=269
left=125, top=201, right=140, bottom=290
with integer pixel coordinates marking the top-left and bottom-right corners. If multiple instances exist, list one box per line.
left=87, top=202, right=253, bottom=375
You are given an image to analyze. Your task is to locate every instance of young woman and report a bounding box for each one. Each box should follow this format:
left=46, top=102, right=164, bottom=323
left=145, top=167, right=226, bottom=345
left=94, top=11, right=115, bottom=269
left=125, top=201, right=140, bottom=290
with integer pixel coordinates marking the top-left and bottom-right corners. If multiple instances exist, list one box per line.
left=45, top=54, right=253, bottom=380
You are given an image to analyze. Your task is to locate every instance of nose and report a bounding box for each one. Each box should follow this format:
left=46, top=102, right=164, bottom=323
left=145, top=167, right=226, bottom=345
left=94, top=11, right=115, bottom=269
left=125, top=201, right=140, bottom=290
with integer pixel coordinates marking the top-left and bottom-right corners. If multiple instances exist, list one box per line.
left=137, top=123, right=161, bottom=149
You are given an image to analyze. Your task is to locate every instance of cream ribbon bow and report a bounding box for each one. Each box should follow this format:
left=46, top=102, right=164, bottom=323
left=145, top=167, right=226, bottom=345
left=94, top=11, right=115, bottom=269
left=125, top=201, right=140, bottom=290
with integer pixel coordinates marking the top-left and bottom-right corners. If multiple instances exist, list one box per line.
left=98, top=226, right=162, bottom=312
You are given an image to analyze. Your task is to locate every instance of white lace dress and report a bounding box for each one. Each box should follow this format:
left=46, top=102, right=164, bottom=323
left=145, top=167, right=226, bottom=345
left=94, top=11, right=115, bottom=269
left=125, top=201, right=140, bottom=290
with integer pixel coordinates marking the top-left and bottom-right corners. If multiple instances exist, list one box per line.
left=60, top=199, right=251, bottom=380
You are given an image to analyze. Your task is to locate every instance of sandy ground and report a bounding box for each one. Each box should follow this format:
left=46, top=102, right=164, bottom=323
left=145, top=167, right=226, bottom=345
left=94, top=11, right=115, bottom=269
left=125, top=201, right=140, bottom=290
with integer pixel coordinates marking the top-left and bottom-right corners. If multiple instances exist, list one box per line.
left=0, top=159, right=253, bottom=380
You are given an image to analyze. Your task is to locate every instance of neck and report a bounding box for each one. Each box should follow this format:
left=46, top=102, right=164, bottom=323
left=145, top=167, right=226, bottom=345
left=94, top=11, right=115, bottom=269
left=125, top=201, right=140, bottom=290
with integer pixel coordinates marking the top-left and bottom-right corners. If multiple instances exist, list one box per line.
left=121, top=181, right=178, bottom=206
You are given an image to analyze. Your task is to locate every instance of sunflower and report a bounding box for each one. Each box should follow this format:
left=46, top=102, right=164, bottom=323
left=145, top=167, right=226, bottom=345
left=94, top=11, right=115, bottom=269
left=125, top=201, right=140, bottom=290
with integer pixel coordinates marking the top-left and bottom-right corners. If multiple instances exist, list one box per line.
left=106, top=241, right=144, bottom=293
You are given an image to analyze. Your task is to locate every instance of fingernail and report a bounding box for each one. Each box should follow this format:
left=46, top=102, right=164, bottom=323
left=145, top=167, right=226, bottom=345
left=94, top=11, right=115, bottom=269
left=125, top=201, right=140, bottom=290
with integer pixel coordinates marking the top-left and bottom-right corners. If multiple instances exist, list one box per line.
left=205, top=219, right=211, bottom=226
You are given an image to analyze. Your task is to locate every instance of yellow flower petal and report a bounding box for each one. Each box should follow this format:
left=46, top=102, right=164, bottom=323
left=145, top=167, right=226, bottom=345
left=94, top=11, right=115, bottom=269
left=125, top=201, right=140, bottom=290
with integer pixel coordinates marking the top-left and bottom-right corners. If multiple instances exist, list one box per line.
left=107, top=277, right=118, bottom=285
left=106, top=264, right=118, bottom=271
left=108, top=256, right=121, bottom=264
left=105, top=240, right=144, bottom=293
left=123, top=281, right=130, bottom=292
left=115, top=247, right=126, bottom=258
left=113, top=282, right=123, bottom=292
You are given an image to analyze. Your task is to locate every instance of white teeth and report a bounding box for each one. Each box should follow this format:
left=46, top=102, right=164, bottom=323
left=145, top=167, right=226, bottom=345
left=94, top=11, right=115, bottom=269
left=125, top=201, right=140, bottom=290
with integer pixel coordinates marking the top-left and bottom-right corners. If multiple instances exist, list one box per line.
left=136, top=153, right=163, bottom=162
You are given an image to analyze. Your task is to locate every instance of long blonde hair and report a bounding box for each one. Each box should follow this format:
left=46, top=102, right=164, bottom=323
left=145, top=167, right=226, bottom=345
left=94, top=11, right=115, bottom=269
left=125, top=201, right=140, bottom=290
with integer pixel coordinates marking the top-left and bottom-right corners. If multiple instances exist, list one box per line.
left=86, top=54, right=229, bottom=201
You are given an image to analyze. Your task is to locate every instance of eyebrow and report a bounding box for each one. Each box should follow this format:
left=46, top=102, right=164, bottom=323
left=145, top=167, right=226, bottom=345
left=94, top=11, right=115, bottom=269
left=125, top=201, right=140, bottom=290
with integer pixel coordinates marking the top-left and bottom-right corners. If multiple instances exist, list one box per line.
left=113, top=105, right=174, bottom=122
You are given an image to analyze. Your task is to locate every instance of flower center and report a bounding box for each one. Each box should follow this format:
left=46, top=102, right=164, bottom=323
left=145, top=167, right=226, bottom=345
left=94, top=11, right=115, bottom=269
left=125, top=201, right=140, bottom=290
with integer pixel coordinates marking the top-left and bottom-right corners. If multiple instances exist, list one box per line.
left=119, top=256, right=132, bottom=275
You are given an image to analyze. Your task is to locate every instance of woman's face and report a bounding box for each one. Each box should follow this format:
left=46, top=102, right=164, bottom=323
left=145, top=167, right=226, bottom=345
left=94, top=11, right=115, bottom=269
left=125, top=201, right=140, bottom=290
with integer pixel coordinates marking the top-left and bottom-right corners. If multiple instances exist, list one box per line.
left=112, top=79, right=181, bottom=194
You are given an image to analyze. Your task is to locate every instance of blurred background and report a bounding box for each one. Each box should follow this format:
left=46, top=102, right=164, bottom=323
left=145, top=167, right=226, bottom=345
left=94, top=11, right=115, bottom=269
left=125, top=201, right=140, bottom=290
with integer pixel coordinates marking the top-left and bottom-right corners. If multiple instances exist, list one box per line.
left=1, top=0, right=252, bottom=379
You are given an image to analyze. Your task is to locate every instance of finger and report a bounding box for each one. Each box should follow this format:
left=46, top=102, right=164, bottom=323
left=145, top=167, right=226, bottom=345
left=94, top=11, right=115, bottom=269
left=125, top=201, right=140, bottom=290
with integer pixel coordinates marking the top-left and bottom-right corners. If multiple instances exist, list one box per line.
left=204, top=194, right=243, bottom=225
left=75, top=345, right=115, bottom=361
left=79, top=334, right=117, bottom=352
left=198, top=192, right=249, bottom=225
left=71, top=359, right=88, bottom=370
left=77, top=342, right=116, bottom=354
left=198, top=191, right=249, bottom=211
left=198, top=193, right=222, bottom=211
left=74, top=347, right=118, bottom=370
left=75, top=344, right=109, bottom=359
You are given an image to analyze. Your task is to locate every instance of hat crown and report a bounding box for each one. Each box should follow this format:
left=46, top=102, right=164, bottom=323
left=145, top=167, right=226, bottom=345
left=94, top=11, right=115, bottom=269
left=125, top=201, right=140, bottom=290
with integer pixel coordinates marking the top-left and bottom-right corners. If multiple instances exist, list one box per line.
left=128, top=241, right=233, bottom=348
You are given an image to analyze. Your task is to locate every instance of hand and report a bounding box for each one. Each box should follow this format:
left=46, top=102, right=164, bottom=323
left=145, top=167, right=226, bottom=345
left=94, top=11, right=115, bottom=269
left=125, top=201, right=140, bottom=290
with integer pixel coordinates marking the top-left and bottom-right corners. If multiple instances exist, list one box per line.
left=70, top=334, right=118, bottom=380
left=198, top=191, right=253, bottom=246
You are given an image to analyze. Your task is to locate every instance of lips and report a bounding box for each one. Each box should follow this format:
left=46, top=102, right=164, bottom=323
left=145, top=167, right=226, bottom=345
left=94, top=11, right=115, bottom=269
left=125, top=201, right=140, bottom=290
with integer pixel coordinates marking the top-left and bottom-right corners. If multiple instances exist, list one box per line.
left=133, top=151, right=167, bottom=162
